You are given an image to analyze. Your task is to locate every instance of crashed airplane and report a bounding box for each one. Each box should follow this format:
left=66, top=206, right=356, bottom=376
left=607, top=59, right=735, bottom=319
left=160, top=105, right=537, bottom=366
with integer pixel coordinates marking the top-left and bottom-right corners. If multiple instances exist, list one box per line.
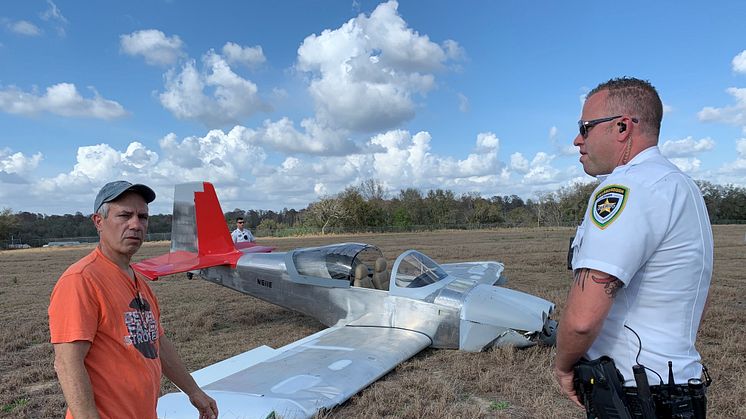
left=133, top=181, right=557, bottom=419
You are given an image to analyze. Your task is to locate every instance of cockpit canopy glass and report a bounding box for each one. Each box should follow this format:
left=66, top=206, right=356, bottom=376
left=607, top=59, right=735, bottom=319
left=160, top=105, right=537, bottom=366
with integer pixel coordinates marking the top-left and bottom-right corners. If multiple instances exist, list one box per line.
left=291, top=243, right=383, bottom=283
left=395, top=251, right=448, bottom=288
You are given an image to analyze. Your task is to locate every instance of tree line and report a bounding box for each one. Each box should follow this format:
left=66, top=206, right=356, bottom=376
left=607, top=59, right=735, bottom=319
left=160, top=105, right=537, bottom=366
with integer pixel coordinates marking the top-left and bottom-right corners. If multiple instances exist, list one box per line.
left=1, top=180, right=745, bottom=247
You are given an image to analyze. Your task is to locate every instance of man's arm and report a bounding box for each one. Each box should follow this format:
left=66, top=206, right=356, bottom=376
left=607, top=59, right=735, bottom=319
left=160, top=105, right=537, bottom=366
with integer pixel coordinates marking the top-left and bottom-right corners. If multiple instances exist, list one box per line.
left=159, top=334, right=218, bottom=419
left=53, top=341, right=100, bottom=419
left=553, top=268, right=623, bottom=407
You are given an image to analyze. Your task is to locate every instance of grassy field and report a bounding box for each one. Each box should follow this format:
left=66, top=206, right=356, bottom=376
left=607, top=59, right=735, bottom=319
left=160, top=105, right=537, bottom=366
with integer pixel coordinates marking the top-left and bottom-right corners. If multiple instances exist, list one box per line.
left=1, top=226, right=744, bottom=418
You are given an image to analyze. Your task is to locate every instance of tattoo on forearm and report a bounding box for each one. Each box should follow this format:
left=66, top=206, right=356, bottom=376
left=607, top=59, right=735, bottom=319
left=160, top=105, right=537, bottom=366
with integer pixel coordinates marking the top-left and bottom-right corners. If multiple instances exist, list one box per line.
left=592, top=274, right=623, bottom=298
left=573, top=269, right=591, bottom=291
left=573, top=269, right=622, bottom=298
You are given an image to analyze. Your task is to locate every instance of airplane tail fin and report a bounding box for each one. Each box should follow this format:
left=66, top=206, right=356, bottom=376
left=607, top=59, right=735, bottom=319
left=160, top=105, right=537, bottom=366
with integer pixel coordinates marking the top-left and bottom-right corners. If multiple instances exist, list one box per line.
left=134, top=182, right=273, bottom=280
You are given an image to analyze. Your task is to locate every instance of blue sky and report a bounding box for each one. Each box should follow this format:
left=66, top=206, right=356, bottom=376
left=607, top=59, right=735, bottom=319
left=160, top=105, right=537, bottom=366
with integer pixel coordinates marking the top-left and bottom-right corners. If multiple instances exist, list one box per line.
left=2, top=0, right=746, bottom=215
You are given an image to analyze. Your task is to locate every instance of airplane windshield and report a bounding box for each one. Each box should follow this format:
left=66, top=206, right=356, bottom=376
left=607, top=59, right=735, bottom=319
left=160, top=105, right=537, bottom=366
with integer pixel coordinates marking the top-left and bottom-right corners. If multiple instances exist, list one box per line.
left=394, top=251, right=448, bottom=288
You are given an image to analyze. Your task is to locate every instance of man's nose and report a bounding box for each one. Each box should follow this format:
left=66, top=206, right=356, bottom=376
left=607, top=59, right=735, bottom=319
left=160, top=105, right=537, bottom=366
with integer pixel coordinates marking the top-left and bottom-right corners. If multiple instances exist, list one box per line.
left=128, top=215, right=145, bottom=230
left=573, top=134, right=583, bottom=147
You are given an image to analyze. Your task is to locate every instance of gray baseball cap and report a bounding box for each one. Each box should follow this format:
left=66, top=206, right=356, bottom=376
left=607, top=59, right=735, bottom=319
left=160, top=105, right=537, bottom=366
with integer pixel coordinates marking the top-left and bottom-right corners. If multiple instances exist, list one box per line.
left=94, top=181, right=156, bottom=213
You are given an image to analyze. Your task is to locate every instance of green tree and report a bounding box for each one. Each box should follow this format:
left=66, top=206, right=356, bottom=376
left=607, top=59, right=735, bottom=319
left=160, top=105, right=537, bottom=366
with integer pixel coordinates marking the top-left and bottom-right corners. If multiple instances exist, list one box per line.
left=0, top=208, right=19, bottom=240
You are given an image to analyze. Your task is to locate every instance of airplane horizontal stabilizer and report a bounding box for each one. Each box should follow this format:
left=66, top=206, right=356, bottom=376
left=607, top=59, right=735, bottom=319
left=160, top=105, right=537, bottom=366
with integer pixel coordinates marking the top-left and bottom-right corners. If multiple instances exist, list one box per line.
left=135, top=245, right=271, bottom=280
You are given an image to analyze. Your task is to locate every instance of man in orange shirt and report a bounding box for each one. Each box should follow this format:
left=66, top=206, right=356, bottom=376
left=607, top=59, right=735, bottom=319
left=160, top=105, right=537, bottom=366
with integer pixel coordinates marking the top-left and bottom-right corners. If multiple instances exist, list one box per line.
left=49, top=181, right=218, bottom=419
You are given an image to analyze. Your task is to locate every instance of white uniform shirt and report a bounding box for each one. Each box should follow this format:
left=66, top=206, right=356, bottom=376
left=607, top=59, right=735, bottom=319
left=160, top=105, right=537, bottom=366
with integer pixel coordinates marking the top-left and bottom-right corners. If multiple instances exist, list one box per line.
left=570, top=146, right=713, bottom=386
left=231, top=227, right=255, bottom=244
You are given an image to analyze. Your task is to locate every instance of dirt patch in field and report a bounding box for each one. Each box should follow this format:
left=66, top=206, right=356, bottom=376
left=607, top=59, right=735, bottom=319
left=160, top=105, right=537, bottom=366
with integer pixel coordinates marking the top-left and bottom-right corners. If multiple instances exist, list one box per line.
left=1, top=226, right=743, bottom=418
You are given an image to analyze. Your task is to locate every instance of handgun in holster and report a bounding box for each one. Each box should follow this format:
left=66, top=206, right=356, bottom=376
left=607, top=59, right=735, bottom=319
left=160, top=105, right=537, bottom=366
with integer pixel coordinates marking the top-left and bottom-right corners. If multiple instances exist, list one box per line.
left=573, top=356, right=632, bottom=419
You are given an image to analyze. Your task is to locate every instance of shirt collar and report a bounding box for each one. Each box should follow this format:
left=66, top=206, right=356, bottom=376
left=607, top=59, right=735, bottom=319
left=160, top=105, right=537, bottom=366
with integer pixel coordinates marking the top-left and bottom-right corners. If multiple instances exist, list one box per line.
left=597, top=146, right=660, bottom=181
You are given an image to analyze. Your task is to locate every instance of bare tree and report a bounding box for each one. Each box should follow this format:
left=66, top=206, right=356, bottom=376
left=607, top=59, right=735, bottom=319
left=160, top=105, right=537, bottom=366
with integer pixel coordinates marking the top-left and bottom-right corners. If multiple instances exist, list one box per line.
left=307, top=197, right=346, bottom=235
left=359, top=179, right=387, bottom=201
left=536, top=192, right=562, bottom=227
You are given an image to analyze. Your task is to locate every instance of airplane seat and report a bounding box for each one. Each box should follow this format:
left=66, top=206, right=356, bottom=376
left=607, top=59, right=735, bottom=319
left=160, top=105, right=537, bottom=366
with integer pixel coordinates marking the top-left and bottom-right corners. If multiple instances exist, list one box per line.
left=372, top=257, right=390, bottom=290
left=354, top=263, right=374, bottom=288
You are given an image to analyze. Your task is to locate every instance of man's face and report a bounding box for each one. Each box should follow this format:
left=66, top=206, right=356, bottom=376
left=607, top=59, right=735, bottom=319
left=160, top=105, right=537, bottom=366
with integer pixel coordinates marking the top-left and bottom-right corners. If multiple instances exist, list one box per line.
left=573, top=90, right=618, bottom=176
left=93, top=192, right=149, bottom=258
left=236, top=220, right=245, bottom=230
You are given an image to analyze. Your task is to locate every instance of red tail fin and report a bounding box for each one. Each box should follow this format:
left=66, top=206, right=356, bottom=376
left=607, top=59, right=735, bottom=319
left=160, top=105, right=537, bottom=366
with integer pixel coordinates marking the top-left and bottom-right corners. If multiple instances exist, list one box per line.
left=194, top=182, right=236, bottom=256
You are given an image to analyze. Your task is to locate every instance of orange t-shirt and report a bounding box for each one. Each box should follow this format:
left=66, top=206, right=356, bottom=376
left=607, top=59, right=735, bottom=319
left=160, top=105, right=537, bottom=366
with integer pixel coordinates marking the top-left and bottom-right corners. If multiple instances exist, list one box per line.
left=49, top=247, right=164, bottom=419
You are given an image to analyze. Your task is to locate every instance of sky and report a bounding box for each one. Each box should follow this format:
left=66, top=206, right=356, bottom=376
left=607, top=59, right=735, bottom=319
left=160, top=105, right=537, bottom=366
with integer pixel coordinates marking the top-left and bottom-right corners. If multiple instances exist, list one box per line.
left=2, top=0, right=746, bottom=215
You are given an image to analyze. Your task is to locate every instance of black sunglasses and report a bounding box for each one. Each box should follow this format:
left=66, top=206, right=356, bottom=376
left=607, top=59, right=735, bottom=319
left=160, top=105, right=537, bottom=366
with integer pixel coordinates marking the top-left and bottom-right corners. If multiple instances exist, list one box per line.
left=578, top=115, right=638, bottom=139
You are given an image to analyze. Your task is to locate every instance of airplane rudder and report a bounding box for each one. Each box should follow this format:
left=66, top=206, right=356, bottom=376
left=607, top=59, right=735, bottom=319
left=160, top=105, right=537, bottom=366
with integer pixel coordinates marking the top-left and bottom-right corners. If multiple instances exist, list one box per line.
left=193, top=182, right=235, bottom=255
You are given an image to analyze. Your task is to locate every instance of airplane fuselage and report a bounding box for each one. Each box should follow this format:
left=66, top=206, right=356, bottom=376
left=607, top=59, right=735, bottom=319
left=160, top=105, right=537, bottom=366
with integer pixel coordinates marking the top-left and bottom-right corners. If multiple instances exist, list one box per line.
left=197, top=252, right=462, bottom=348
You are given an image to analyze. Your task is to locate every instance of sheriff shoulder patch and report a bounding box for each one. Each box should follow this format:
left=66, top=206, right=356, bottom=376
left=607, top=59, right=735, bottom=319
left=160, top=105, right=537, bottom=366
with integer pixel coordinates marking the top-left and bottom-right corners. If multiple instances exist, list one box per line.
left=591, top=184, right=628, bottom=229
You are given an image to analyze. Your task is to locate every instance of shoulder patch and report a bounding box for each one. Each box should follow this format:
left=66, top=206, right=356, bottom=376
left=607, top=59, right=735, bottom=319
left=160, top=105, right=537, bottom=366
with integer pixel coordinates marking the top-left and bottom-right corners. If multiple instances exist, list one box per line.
left=591, top=184, right=628, bottom=229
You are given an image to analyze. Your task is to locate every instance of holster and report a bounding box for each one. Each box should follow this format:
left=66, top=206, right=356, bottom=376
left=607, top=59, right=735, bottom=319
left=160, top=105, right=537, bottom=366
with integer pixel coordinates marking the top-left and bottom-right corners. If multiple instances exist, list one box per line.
left=573, top=356, right=632, bottom=419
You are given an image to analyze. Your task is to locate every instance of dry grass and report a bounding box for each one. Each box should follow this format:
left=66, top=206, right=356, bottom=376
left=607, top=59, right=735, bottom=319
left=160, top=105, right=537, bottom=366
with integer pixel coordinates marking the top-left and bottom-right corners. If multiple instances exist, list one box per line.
left=1, top=226, right=744, bottom=418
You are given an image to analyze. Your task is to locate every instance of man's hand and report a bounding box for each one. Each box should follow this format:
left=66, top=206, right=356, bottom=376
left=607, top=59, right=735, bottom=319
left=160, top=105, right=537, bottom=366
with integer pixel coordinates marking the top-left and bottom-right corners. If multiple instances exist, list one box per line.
left=553, top=366, right=583, bottom=409
left=554, top=268, right=620, bottom=408
left=160, top=335, right=218, bottom=418
left=188, top=389, right=218, bottom=419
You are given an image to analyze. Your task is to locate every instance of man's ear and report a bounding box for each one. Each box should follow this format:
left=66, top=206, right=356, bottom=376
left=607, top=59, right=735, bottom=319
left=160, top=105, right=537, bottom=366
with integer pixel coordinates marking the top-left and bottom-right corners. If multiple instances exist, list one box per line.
left=615, top=117, right=634, bottom=143
left=91, top=213, right=103, bottom=232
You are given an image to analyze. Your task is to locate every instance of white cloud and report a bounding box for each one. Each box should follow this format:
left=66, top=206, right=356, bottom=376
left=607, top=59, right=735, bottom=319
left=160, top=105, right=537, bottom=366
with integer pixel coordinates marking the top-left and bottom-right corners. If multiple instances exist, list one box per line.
left=660, top=136, right=715, bottom=157
left=296, top=0, right=462, bottom=132
left=523, top=152, right=559, bottom=184
left=159, top=53, right=269, bottom=126
left=738, top=138, right=746, bottom=158
left=549, top=126, right=578, bottom=156
left=510, top=152, right=529, bottom=173
left=1, top=149, right=43, bottom=174
left=40, top=0, right=67, bottom=36
left=717, top=138, right=746, bottom=175
left=458, top=92, right=469, bottom=113
left=222, top=42, right=266, bottom=68
left=156, top=127, right=267, bottom=183
left=7, top=20, right=42, bottom=36
left=475, top=132, right=499, bottom=151
left=369, top=130, right=503, bottom=189
left=669, top=157, right=702, bottom=173
left=9, top=125, right=580, bottom=213
left=732, top=50, right=746, bottom=74
left=0, top=83, right=127, bottom=119
left=120, top=29, right=186, bottom=66
left=698, top=87, right=746, bottom=125
left=257, top=117, right=358, bottom=155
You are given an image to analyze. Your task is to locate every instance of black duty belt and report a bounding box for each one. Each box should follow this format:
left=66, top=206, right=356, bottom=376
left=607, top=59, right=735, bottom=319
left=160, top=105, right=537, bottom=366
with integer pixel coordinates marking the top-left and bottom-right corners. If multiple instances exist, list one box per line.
left=622, top=384, right=706, bottom=419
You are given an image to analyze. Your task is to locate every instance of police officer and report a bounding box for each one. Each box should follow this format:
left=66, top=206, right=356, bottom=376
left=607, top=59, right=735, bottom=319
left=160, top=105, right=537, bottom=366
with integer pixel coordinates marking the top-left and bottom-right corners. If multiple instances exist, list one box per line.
left=231, top=217, right=255, bottom=244
left=553, top=78, right=713, bottom=416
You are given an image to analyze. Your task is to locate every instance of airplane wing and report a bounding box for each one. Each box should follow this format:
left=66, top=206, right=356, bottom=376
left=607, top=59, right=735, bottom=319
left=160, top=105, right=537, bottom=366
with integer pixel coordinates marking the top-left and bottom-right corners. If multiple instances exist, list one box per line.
left=439, top=261, right=506, bottom=286
left=157, top=325, right=432, bottom=419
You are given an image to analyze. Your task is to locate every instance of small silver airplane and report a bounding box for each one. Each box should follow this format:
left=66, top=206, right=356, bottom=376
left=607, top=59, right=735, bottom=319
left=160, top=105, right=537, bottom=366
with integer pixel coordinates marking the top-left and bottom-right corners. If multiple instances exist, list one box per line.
left=134, top=182, right=557, bottom=419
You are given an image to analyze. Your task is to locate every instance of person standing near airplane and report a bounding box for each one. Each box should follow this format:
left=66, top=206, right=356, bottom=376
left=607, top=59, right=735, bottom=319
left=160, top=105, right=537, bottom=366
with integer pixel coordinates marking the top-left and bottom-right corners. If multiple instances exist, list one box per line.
left=48, top=181, right=217, bottom=419
left=231, top=216, right=255, bottom=244
left=553, top=78, right=713, bottom=417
